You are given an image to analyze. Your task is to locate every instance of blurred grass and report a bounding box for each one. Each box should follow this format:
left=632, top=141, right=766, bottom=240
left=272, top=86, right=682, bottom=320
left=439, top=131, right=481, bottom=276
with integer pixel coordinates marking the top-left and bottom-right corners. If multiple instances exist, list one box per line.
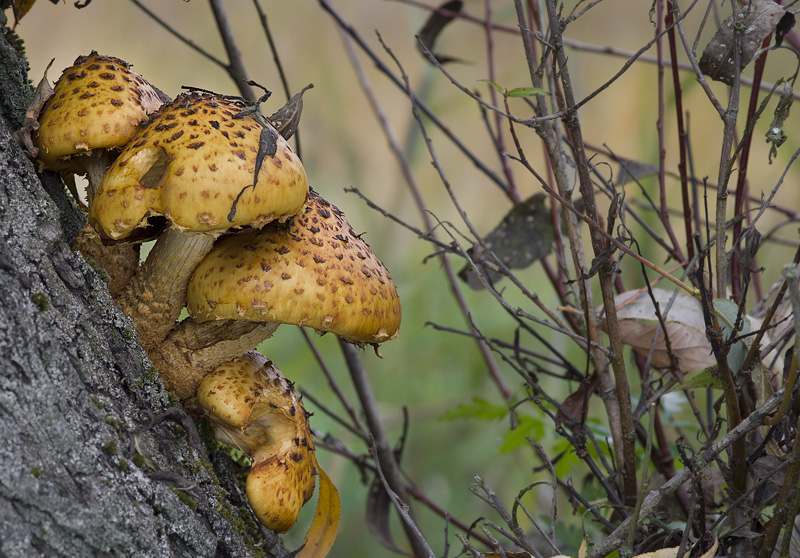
left=13, top=0, right=800, bottom=556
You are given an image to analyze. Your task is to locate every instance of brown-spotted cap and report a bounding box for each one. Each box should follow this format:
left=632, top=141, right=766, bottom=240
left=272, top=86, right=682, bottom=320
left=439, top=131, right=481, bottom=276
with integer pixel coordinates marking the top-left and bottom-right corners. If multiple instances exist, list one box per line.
left=89, top=91, right=308, bottom=240
left=35, top=52, right=163, bottom=172
left=187, top=190, right=401, bottom=345
left=196, top=351, right=316, bottom=533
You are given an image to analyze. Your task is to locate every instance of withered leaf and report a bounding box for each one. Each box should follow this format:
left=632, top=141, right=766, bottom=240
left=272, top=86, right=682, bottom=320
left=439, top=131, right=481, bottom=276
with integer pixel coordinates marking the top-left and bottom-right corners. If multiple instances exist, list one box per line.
left=555, top=372, right=599, bottom=428
left=417, top=0, right=465, bottom=65
left=459, top=193, right=554, bottom=289
left=14, top=58, right=55, bottom=158
left=268, top=83, right=314, bottom=141
left=603, top=288, right=715, bottom=372
left=699, top=1, right=789, bottom=85
left=365, top=474, right=405, bottom=554
left=617, top=159, right=659, bottom=186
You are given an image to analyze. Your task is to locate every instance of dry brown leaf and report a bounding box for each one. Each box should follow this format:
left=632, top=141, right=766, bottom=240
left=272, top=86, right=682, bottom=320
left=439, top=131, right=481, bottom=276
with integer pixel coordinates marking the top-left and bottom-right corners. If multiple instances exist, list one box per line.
left=699, top=1, right=789, bottom=85
left=632, top=536, right=718, bottom=558
left=14, top=59, right=55, bottom=158
left=297, top=465, right=341, bottom=558
left=602, top=288, right=715, bottom=372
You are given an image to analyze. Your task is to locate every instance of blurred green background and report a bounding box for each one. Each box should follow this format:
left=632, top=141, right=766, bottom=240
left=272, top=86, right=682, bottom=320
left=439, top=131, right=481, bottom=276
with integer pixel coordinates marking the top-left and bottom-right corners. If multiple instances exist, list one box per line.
left=13, top=1, right=800, bottom=556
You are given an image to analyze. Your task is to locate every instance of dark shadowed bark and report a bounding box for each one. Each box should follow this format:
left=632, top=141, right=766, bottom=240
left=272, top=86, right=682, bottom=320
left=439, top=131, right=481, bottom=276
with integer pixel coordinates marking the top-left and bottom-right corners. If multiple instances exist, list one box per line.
left=0, top=10, right=285, bottom=558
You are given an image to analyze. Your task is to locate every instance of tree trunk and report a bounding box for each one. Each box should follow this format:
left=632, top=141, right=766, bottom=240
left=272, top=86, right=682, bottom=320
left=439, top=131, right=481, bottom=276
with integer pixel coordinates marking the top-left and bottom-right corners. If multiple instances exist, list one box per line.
left=0, top=11, right=285, bottom=558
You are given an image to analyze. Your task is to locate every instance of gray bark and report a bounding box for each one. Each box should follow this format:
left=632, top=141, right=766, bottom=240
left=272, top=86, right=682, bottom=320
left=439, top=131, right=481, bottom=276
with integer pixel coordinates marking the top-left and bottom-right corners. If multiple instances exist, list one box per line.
left=0, top=10, right=284, bottom=558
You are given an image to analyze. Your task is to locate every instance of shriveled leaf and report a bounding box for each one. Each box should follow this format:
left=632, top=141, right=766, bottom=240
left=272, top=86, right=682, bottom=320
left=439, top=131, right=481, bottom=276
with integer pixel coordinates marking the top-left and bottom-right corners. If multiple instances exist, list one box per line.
left=555, top=373, right=598, bottom=427
left=507, top=87, right=547, bottom=98
left=604, top=288, right=716, bottom=372
left=578, top=539, right=587, bottom=558
left=268, top=83, right=314, bottom=141
left=713, top=298, right=751, bottom=374
left=297, top=465, right=340, bottom=558
left=699, top=1, right=789, bottom=85
left=365, top=474, right=405, bottom=554
left=440, top=397, right=508, bottom=422
left=459, top=194, right=554, bottom=289
left=766, top=81, right=793, bottom=163
left=617, top=159, right=659, bottom=186
left=417, top=0, right=465, bottom=65
left=14, top=58, right=55, bottom=158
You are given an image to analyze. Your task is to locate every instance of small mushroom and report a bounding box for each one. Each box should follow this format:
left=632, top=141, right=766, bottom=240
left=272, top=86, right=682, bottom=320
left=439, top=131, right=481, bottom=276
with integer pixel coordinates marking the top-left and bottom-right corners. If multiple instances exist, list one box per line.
left=90, top=91, right=309, bottom=349
left=34, top=51, right=164, bottom=200
left=150, top=190, right=401, bottom=401
left=197, top=351, right=317, bottom=533
left=30, top=52, right=165, bottom=297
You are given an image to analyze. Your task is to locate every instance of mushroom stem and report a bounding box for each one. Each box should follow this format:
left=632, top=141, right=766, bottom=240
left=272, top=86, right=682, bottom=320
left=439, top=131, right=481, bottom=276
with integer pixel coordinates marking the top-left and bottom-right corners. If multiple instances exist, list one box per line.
left=117, top=228, right=217, bottom=350
left=82, top=150, right=118, bottom=202
left=149, top=318, right=279, bottom=405
left=72, top=224, right=140, bottom=299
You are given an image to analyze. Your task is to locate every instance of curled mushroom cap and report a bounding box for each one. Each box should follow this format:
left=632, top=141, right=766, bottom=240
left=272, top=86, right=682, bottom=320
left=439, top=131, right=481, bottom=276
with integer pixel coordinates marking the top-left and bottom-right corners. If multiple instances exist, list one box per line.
left=197, top=351, right=316, bottom=533
left=187, top=190, right=401, bottom=345
left=35, top=51, right=163, bottom=175
left=90, top=91, right=309, bottom=241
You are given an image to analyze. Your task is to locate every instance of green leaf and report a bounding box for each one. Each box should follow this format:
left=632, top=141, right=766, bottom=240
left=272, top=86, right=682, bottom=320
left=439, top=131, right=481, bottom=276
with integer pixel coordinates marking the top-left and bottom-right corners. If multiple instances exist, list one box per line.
left=479, top=79, right=506, bottom=95
left=713, top=298, right=752, bottom=374
left=440, top=397, right=508, bottom=422
left=506, top=87, right=547, bottom=98
left=499, top=415, right=542, bottom=453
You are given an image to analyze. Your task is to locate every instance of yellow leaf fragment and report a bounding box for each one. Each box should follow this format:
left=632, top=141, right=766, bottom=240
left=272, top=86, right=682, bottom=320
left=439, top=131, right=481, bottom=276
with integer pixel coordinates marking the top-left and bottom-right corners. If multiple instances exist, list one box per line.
left=12, top=0, right=36, bottom=23
left=297, top=465, right=341, bottom=558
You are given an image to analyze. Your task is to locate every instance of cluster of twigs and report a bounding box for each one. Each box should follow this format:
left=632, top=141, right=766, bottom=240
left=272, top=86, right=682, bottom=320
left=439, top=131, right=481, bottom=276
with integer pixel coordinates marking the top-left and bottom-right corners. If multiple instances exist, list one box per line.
left=127, top=0, right=800, bottom=557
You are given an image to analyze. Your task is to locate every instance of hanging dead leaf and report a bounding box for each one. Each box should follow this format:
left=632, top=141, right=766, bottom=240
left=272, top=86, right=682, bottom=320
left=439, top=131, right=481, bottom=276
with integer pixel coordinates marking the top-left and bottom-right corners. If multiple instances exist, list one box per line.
left=14, top=58, right=55, bottom=158
left=268, top=83, right=314, bottom=141
left=417, top=0, right=465, bottom=65
left=365, top=473, right=405, bottom=553
left=459, top=194, right=554, bottom=289
left=617, top=159, right=659, bottom=186
left=556, top=373, right=599, bottom=428
left=699, top=1, right=790, bottom=85
left=297, top=465, right=340, bottom=558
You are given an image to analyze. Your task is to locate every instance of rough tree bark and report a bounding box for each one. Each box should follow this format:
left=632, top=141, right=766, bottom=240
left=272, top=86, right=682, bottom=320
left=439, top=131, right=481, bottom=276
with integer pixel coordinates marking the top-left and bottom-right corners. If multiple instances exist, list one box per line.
left=0, top=10, right=287, bottom=558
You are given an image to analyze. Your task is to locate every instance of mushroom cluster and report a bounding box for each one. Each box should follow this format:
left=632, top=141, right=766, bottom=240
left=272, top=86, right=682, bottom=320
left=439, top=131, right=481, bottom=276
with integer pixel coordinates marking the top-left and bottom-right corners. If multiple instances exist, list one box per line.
left=24, top=52, right=166, bottom=296
left=197, top=351, right=317, bottom=533
left=20, top=53, right=402, bottom=539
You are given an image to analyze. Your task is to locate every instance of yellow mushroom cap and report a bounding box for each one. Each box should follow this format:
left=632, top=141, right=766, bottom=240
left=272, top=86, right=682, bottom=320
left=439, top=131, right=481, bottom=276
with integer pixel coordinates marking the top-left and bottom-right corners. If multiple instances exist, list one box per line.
left=89, top=91, right=309, bottom=240
left=197, top=351, right=316, bottom=533
left=35, top=52, right=163, bottom=172
left=187, top=190, right=401, bottom=345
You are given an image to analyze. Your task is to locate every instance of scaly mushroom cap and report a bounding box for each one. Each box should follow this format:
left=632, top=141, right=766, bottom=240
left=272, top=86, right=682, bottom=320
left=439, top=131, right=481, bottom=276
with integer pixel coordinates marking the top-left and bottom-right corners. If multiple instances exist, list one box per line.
left=187, top=190, right=401, bottom=345
left=197, top=351, right=316, bottom=533
left=35, top=51, right=163, bottom=172
left=89, top=91, right=309, bottom=240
